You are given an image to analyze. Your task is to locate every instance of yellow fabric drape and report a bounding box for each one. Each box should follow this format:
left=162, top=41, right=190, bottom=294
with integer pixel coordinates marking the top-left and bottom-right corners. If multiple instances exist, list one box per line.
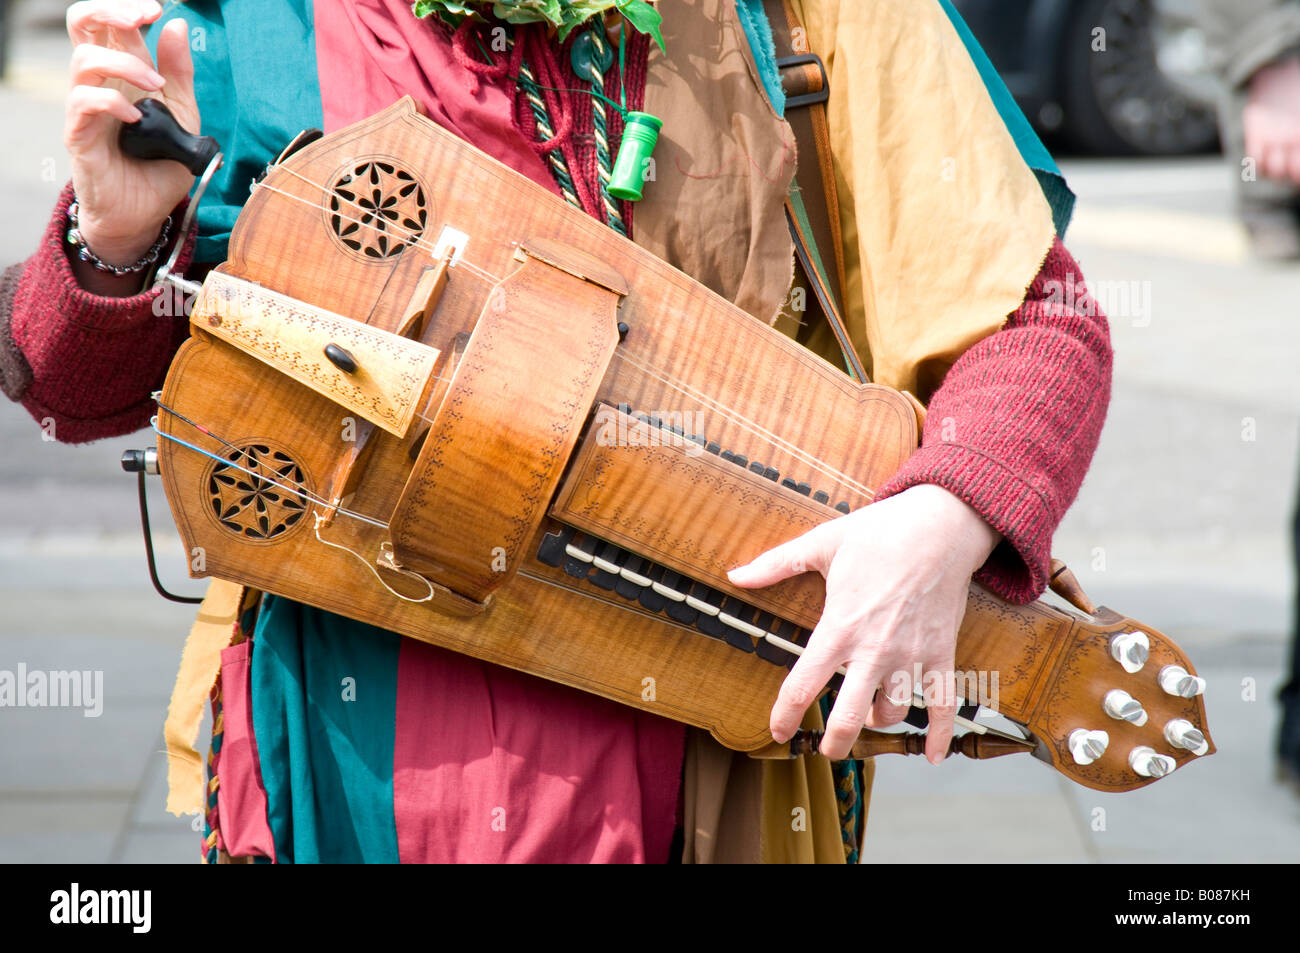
left=791, top=0, right=1057, bottom=400
left=164, top=579, right=246, bottom=816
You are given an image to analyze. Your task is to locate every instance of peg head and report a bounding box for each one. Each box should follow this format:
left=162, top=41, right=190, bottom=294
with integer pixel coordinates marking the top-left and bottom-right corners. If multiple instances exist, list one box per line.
left=1110, top=631, right=1149, bottom=673
left=1068, top=728, right=1110, bottom=766
left=1164, top=718, right=1209, bottom=755
left=1129, top=745, right=1177, bottom=778
left=1158, top=664, right=1206, bottom=698
left=1103, top=689, right=1148, bottom=725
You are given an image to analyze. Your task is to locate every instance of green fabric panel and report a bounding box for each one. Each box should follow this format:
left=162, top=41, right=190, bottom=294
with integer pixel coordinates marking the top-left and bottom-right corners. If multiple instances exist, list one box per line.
left=148, top=0, right=323, bottom=263
left=250, top=596, right=401, bottom=864
left=937, top=0, right=1075, bottom=235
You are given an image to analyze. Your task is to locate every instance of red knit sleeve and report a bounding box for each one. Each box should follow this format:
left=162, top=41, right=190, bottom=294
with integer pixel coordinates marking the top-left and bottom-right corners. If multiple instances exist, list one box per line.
left=0, top=183, right=195, bottom=444
left=875, top=235, right=1113, bottom=604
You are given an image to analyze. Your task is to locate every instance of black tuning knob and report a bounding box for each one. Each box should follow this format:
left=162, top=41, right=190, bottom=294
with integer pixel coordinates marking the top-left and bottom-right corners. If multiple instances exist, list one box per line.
left=121, top=448, right=159, bottom=475
left=324, top=343, right=359, bottom=375
left=119, top=99, right=220, bottom=176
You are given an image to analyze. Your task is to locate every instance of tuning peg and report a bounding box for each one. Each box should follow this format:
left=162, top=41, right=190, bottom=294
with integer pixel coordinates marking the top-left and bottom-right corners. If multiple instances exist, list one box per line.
left=1129, top=745, right=1177, bottom=778
left=1068, top=728, right=1109, bottom=765
left=1158, top=665, right=1206, bottom=698
left=1163, top=718, right=1209, bottom=756
left=1110, top=631, right=1149, bottom=674
left=1102, top=689, right=1148, bottom=726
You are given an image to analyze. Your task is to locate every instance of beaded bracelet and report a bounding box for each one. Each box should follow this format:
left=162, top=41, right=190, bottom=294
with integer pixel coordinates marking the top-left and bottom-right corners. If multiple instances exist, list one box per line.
left=66, top=200, right=173, bottom=277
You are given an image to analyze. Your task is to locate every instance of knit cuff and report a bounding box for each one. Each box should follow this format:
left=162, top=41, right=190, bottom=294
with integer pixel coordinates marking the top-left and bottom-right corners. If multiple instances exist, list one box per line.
left=0, top=262, right=33, bottom=401
left=9, top=183, right=196, bottom=443
left=29, top=183, right=194, bottom=333
left=876, top=441, right=1055, bottom=605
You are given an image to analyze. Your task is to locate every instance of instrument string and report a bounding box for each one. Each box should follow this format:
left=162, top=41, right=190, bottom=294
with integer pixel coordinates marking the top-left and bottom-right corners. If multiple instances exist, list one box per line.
left=608, top=349, right=877, bottom=501
left=239, top=164, right=884, bottom=502
left=151, top=404, right=392, bottom=531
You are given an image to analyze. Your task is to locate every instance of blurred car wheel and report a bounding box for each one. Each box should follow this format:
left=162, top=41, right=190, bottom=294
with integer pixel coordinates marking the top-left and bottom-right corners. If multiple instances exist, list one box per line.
left=1060, top=0, right=1218, bottom=154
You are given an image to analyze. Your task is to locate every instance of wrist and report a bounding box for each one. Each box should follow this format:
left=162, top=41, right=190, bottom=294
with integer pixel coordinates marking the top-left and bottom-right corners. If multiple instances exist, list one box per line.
left=73, top=215, right=165, bottom=269
left=905, top=483, right=1001, bottom=571
left=64, top=201, right=173, bottom=296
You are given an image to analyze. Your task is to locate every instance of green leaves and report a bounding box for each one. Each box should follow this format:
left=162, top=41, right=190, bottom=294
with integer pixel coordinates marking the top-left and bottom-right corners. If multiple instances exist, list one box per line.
left=411, top=1, right=665, bottom=52
left=615, top=0, right=664, bottom=52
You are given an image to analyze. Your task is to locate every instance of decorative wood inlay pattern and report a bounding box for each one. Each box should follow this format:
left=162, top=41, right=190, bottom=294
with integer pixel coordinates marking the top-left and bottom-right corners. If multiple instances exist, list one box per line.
left=192, top=271, right=439, bottom=436
left=204, top=440, right=311, bottom=543
left=388, top=253, right=622, bottom=603
left=151, top=98, right=1214, bottom=787
left=327, top=157, right=429, bottom=260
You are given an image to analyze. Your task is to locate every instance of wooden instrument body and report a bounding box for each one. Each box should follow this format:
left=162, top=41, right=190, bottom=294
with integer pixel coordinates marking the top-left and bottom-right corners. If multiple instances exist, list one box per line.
left=156, top=98, right=1212, bottom=791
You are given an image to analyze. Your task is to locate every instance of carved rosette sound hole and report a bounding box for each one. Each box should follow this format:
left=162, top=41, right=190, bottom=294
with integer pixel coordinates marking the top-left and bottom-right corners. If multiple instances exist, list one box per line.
left=328, top=160, right=427, bottom=259
left=206, top=444, right=310, bottom=542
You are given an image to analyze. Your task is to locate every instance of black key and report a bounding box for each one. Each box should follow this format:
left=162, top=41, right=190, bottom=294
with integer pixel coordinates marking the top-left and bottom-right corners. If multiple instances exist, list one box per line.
left=615, top=554, right=647, bottom=600
left=648, top=414, right=664, bottom=430
left=795, top=482, right=812, bottom=496
left=565, top=534, right=599, bottom=580
left=638, top=564, right=667, bottom=613
left=536, top=525, right=574, bottom=568
left=718, top=597, right=756, bottom=653
left=749, top=461, right=766, bottom=476
left=634, top=411, right=651, bottom=425
left=589, top=541, right=624, bottom=591
left=781, top=478, right=798, bottom=491
left=813, top=490, right=829, bottom=505
left=763, top=466, right=779, bottom=482
left=706, top=442, right=722, bottom=455
left=731, top=454, right=748, bottom=469
left=617, top=402, right=631, bottom=415
left=835, top=501, right=851, bottom=514
left=659, top=569, right=699, bottom=622
left=690, top=434, right=707, bottom=447
left=693, top=586, right=727, bottom=639
left=562, top=552, right=592, bottom=580
left=720, top=450, right=735, bottom=464
left=755, top=613, right=794, bottom=666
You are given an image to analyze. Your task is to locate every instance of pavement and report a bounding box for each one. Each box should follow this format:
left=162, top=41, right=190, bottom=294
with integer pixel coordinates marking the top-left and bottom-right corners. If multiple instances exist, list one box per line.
left=0, top=0, right=1297, bottom=863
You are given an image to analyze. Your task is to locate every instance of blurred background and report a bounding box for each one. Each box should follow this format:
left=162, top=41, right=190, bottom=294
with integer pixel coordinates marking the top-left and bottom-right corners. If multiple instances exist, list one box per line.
left=0, top=0, right=1297, bottom=862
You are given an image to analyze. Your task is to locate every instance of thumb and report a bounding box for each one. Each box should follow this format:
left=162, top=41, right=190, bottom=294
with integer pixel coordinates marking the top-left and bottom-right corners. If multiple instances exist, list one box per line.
left=727, top=528, right=830, bottom=589
left=155, top=18, right=197, bottom=120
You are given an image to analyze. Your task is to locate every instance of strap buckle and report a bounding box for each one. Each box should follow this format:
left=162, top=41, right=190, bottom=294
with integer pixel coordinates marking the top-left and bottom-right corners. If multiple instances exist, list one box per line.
left=775, top=53, right=829, bottom=109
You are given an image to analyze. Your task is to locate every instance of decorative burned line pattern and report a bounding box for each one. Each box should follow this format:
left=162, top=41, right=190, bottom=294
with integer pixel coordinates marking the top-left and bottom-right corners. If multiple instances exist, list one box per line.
left=394, top=278, right=617, bottom=592
left=198, top=273, right=436, bottom=434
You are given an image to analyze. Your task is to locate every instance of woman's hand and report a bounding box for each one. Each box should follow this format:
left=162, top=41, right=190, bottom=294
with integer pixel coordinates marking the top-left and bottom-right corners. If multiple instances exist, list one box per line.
left=65, top=0, right=200, bottom=271
left=1244, top=55, right=1300, bottom=185
left=727, top=484, right=1000, bottom=763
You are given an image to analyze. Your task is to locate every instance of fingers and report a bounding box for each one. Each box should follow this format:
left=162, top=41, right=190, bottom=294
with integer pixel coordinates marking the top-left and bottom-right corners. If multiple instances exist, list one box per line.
left=818, top=665, right=880, bottom=759
left=922, top=670, right=958, bottom=765
left=154, top=18, right=195, bottom=101
left=65, top=84, right=143, bottom=147
left=70, top=43, right=164, bottom=91
left=727, top=525, right=831, bottom=589
left=68, top=0, right=161, bottom=50
left=865, top=674, right=912, bottom=729
left=769, top=620, right=850, bottom=743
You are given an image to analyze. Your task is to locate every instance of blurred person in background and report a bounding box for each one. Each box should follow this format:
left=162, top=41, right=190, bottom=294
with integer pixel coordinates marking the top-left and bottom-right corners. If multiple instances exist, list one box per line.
left=1164, top=0, right=1300, bottom=257
left=1163, top=0, right=1300, bottom=790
